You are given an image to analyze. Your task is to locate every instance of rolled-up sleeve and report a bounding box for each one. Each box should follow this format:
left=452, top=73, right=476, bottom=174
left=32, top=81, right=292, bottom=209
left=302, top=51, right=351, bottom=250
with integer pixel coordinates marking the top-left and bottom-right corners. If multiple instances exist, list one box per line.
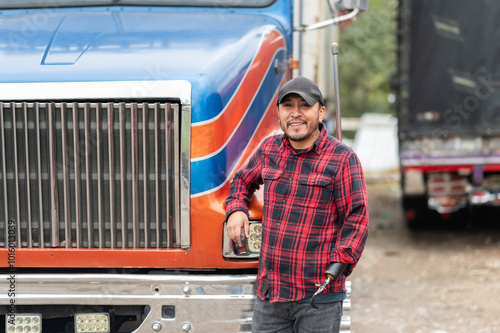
left=225, top=145, right=265, bottom=218
left=330, top=151, right=369, bottom=276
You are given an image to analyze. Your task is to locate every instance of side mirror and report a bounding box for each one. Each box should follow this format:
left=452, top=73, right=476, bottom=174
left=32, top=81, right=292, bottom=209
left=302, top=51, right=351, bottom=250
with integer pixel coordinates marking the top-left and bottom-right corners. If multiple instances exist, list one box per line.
left=295, top=0, right=367, bottom=31
left=338, top=0, right=368, bottom=11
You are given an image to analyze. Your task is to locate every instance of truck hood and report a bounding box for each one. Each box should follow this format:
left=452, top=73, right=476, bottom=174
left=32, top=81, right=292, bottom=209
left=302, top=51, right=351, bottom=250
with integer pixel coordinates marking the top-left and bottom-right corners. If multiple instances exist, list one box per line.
left=0, top=7, right=288, bottom=123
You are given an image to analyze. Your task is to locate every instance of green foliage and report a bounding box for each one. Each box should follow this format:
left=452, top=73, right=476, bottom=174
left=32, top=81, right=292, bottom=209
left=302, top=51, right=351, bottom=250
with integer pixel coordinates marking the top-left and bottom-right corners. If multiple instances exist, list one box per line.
left=338, top=0, right=397, bottom=117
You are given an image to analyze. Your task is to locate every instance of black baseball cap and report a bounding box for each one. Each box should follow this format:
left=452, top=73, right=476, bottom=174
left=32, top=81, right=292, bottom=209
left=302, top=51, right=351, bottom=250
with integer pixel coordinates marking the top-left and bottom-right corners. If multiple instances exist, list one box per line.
left=277, top=76, right=324, bottom=106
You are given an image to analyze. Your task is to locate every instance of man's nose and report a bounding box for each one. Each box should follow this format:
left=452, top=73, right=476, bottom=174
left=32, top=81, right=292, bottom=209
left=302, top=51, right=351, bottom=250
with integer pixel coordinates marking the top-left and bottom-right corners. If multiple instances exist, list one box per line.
left=290, top=105, right=302, bottom=116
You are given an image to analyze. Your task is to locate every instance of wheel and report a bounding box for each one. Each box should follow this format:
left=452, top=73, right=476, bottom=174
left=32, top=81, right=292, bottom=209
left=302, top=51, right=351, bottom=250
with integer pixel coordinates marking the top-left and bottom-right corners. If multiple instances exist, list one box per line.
left=402, top=195, right=436, bottom=229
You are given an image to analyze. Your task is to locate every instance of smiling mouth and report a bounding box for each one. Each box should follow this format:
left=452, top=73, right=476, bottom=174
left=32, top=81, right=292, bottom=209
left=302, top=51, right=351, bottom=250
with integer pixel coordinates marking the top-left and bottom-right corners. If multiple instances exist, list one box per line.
left=288, top=121, right=305, bottom=127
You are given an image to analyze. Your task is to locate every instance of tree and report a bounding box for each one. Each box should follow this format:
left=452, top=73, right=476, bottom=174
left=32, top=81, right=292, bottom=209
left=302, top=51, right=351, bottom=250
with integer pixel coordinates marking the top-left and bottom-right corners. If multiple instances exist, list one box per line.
left=338, top=0, right=397, bottom=117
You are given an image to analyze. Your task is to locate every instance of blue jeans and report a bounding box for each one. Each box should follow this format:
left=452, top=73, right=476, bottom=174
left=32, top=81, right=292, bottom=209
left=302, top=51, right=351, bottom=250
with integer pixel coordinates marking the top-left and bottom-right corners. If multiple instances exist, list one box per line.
left=252, top=297, right=343, bottom=333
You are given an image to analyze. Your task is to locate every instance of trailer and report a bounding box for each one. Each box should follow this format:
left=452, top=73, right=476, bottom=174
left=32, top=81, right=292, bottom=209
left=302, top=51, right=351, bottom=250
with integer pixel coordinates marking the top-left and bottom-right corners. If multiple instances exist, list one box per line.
left=396, top=0, right=500, bottom=228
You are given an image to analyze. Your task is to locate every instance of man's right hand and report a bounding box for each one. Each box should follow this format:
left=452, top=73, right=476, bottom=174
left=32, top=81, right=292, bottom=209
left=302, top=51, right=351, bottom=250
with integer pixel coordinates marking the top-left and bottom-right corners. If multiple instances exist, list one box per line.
left=226, top=211, right=250, bottom=248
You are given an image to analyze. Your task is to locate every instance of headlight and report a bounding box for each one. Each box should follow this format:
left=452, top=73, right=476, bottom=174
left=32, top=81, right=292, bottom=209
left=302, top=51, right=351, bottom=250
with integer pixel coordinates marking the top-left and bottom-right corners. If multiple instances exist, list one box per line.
left=223, top=220, right=262, bottom=259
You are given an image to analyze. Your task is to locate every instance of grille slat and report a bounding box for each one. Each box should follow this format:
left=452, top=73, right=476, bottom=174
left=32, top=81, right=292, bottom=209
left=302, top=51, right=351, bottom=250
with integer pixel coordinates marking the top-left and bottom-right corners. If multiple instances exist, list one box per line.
left=84, top=102, right=93, bottom=248
left=48, top=102, right=60, bottom=247
left=108, top=102, right=116, bottom=249
left=166, top=103, right=174, bottom=247
left=154, top=103, right=161, bottom=249
left=1, top=103, right=9, bottom=246
left=23, top=103, right=33, bottom=247
left=73, top=102, right=82, bottom=248
left=61, top=103, right=71, bottom=248
left=11, top=103, right=22, bottom=246
left=35, top=103, right=45, bottom=248
left=96, top=103, right=104, bottom=249
left=119, top=102, right=127, bottom=248
left=131, top=102, right=139, bottom=249
left=1, top=101, right=178, bottom=249
left=142, top=103, right=150, bottom=248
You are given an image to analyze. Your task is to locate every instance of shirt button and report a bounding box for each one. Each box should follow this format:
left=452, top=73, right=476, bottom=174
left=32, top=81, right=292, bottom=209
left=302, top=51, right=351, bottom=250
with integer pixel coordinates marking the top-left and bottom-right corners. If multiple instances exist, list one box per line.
left=277, top=223, right=281, bottom=226
left=288, top=177, right=293, bottom=181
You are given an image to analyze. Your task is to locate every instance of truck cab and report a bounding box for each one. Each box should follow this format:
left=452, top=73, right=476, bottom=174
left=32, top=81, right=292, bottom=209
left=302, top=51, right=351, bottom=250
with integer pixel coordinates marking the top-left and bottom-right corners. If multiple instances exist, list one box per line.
left=0, top=1, right=291, bottom=331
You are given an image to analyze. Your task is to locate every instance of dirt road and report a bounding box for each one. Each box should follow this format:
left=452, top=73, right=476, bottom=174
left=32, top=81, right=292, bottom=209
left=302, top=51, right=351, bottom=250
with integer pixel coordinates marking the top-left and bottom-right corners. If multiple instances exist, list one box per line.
left=350, top=180, right=500, bottom=333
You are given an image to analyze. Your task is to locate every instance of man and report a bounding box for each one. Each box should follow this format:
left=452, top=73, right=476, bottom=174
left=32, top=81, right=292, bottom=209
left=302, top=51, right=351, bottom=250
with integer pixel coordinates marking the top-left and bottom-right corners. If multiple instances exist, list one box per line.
left=225, top=76, right=369, bottom=333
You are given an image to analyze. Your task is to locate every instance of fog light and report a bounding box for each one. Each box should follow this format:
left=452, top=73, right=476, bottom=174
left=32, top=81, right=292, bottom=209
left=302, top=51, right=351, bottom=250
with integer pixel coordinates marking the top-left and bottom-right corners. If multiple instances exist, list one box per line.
left=247, top=222, right=262, bottom=253
left=75, top=313, right=110, bottom=333
left=5, top=314, right=41, bottom=333
left=223, top=220, right=262, bottom=258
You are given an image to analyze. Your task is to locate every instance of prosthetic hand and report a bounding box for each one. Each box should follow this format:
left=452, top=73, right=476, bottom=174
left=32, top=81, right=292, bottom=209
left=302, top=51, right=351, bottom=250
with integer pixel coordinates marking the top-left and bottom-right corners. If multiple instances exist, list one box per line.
left=311, top=262, right=348, bottom=309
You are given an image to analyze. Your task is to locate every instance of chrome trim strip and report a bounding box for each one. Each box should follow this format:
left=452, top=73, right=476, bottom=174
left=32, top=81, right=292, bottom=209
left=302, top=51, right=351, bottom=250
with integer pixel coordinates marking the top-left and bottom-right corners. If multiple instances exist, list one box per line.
left=180, top=105, right=192, bottom=248
left=0, top=273, right=256, bottom=288
left=172, top=104, right=181, bottom=247
left=0, top=80, right=192, bottom=105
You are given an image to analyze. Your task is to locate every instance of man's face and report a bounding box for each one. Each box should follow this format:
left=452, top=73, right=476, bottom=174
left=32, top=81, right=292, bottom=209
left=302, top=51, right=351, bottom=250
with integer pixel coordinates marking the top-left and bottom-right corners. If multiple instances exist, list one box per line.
left=278, top=93, right=325, bottom=149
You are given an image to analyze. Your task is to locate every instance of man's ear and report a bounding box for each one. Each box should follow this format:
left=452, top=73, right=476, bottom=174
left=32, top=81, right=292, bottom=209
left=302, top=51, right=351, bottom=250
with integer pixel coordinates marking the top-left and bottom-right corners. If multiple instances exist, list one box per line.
left=319, top=105, right=326, bottom=122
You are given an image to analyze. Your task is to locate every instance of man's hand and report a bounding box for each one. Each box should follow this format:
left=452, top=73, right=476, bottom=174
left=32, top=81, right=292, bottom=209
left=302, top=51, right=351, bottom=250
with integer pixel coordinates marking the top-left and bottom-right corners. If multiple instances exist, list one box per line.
left=226, top=211, right=250, bottom=247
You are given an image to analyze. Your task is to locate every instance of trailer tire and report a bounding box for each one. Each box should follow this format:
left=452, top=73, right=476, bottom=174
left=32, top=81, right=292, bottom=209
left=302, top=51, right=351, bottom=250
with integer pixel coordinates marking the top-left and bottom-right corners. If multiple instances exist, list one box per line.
left=402, top=195, right=435, bottom=229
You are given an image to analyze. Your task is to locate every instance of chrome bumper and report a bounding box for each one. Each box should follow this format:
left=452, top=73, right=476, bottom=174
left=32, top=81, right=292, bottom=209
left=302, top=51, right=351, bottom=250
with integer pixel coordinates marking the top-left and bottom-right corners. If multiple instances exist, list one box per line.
left=0, top=273, right=255, bottom=332
left=0, top=273, right=351, bottom=332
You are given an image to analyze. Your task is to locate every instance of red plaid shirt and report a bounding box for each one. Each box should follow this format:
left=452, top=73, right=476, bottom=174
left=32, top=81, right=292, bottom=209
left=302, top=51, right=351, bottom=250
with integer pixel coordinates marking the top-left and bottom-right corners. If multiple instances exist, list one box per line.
left=225, top=124, right=369, bottom=303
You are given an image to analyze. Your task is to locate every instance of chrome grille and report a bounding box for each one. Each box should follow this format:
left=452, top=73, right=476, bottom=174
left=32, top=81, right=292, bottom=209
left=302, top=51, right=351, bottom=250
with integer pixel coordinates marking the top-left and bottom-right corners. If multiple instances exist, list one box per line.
left=0, top=101, right=181, bottom=249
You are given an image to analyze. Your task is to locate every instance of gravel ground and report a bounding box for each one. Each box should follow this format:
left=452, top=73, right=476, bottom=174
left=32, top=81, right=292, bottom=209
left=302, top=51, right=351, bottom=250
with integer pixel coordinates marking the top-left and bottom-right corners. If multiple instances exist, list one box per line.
left=349, top=180, right=500, bottom=333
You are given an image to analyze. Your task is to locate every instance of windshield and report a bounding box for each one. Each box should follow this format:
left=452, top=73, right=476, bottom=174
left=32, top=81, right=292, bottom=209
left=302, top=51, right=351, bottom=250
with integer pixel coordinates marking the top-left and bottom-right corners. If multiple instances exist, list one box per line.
left=0, top=0, right=276, bottom=9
